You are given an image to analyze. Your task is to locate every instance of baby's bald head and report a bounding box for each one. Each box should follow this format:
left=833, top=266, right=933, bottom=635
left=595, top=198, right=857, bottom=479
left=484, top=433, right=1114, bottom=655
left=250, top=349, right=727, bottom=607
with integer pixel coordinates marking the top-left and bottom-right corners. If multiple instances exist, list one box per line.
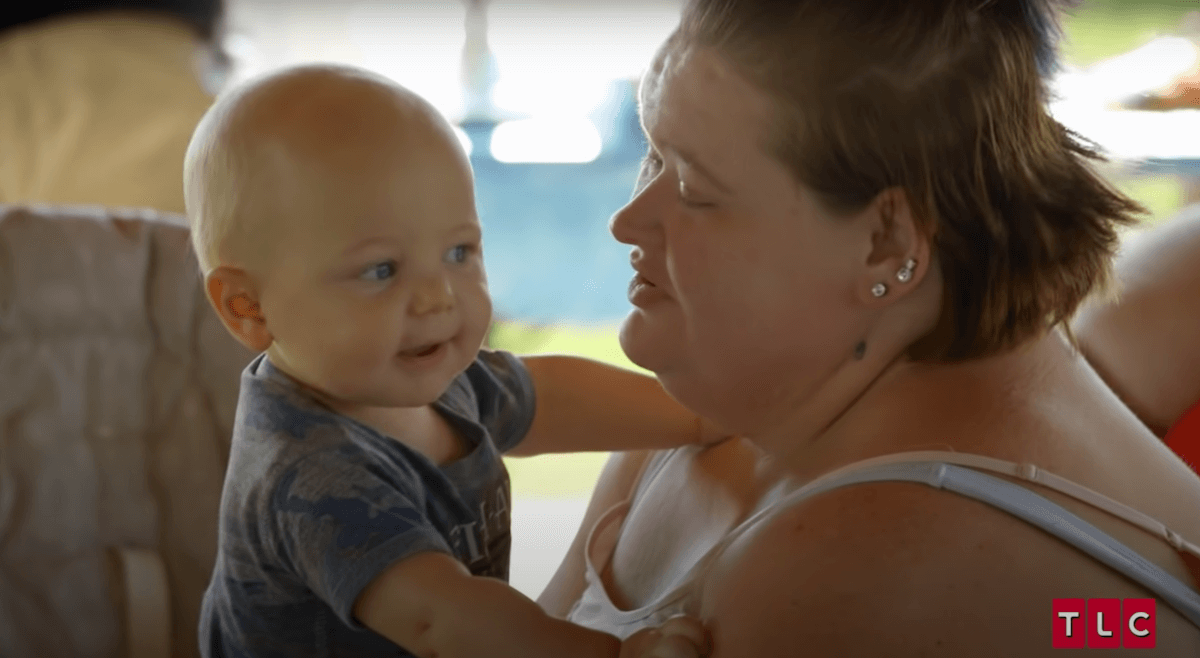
left=184, top=64, right=463, bottom=275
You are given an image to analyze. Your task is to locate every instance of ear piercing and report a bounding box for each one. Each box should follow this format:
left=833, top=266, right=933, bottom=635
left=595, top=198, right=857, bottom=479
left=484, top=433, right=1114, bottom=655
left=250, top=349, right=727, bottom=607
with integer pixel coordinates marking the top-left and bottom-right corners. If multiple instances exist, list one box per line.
left=871, top=259, right=917, bottom=298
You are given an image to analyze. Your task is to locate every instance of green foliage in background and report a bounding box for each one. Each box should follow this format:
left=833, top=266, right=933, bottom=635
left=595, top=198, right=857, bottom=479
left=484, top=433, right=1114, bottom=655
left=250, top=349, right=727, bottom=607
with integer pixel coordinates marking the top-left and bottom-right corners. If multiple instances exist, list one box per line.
left=1062, top=0, right=1196, bottom=66
left=1063, top=2, right=1196, bottom=227
left=1117, top=176, right=1188, bottom=229
left=497, top=323, right=639, bottom=499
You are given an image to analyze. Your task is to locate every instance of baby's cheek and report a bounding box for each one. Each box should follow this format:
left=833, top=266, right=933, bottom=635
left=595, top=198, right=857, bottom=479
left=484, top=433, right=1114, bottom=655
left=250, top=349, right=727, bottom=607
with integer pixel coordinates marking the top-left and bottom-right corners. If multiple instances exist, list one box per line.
left=331, top=312, right=375, bottom=347
left=335, top=310, right=399, bottom=363
left=470, top=285, right=490, bottom=321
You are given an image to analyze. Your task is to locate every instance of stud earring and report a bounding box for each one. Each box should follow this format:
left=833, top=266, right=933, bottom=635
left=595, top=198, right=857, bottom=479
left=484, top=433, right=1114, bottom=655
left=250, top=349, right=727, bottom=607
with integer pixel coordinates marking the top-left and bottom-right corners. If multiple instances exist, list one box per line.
left=871, top=282, right=888, bottom=298
left=896, top=258, right=916, bottom=283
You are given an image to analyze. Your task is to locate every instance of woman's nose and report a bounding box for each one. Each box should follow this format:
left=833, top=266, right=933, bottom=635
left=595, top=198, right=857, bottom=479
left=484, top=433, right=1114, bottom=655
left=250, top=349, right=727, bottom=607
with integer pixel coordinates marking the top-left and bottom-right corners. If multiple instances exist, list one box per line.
left=410, top=272, right=455, bottom=316
left=609, top=179, right=664, bottom=247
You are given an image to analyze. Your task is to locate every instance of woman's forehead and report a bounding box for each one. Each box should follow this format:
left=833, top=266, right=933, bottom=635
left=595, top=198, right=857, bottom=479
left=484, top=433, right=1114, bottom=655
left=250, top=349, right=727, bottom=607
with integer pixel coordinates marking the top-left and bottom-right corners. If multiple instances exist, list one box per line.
left=638, top=46, right=773, bottom=154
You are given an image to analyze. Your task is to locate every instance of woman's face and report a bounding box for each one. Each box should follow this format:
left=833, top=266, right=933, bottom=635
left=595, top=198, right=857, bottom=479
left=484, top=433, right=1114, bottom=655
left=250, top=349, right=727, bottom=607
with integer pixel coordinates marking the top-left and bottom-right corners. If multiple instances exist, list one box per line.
left=612, top=45, right=872, bottom=435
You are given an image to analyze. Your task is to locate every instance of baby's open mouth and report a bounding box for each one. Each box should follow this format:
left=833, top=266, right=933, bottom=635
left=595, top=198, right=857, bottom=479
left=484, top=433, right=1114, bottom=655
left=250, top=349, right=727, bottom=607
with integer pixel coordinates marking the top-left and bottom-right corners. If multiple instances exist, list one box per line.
left=399, top=343, right=443, bottom=359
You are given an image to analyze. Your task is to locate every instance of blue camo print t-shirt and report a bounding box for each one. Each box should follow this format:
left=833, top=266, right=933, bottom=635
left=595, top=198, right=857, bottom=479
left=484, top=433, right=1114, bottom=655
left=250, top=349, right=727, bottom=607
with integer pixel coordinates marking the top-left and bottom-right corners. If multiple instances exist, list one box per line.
left=199, top=349, right=536, bottom=658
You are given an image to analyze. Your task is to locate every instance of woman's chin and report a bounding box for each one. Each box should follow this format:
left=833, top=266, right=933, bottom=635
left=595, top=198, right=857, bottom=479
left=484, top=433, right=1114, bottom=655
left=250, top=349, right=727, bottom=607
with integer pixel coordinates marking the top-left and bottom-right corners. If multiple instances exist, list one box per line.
left=618, top=310, right=671, bottom=373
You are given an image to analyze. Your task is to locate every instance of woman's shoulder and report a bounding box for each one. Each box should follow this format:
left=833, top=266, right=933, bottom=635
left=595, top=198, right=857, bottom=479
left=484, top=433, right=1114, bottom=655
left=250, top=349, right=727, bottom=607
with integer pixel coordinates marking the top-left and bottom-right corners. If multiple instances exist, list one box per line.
left=702, top=468, right=1022, bottom=583
left=695, top=479, right=985, bottom=652
left=694, top=461, right=1184, bottom=656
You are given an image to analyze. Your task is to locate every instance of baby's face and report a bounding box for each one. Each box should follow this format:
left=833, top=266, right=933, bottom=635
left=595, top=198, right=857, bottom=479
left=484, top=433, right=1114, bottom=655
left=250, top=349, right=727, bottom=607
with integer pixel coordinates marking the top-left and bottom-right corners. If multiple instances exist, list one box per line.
left=254, top=124, right=492, bottom=411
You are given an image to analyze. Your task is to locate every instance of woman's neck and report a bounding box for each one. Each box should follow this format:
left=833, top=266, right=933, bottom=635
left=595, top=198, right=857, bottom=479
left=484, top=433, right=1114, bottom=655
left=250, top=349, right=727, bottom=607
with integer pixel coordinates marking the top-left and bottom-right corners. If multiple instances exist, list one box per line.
left=752, top=329, right=1071, bottom=482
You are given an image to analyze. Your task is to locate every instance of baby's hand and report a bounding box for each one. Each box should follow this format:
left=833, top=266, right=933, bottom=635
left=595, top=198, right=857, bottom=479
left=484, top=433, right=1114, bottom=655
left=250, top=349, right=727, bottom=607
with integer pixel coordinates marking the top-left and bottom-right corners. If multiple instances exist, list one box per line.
left=696, top=416, right=735, bottom=447
left=619, top=615, right=711, bottom=658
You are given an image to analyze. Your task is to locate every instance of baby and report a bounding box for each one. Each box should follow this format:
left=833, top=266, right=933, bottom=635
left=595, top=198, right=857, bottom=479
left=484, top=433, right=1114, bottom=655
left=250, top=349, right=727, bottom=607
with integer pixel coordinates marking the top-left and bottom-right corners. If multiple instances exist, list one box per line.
left=184, top=64, right=715, bottom=658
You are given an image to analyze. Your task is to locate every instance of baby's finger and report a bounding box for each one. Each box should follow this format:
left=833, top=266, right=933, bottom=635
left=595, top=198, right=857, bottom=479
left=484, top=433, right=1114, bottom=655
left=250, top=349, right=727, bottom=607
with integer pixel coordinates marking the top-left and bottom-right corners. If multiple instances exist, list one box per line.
left=658, top=615, right=710, bottom=654
left=645, top=633, right=708, bottom=658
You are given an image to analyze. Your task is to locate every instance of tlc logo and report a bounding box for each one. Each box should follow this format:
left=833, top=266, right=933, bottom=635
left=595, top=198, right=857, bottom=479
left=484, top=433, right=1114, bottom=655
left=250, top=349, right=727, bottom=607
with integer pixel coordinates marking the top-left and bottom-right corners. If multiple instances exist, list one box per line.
left=1053, top=598, right=1156, bottom=648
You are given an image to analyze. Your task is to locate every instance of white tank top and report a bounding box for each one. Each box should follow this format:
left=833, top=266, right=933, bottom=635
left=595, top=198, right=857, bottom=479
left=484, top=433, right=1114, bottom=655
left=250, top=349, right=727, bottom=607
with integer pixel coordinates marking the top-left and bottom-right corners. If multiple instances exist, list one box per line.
left=565, top=448, right=1200, bottom=638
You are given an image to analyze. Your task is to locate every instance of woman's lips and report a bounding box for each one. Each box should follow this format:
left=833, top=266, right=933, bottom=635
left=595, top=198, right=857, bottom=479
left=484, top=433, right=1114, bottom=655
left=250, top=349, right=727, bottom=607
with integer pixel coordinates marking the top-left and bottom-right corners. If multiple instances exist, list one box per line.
left=628, top=273, right=669, bottom=306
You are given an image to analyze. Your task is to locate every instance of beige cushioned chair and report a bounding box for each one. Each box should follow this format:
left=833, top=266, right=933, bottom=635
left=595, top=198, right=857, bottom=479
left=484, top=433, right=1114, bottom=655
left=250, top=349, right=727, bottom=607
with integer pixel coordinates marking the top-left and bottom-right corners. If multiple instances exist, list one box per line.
left=0, top=204, right=254, bottom=658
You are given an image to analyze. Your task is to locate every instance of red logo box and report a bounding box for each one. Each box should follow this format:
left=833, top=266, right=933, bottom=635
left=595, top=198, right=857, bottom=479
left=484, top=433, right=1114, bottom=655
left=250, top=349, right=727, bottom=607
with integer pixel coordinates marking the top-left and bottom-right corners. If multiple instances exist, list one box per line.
left=1123, top=598, right=1156, bottom=649
left=1053, top=598, right=1085, bottom=648
left=1088, top=598, right=1121, bottom=648
left=1053, top=598, right=1156, bottom=649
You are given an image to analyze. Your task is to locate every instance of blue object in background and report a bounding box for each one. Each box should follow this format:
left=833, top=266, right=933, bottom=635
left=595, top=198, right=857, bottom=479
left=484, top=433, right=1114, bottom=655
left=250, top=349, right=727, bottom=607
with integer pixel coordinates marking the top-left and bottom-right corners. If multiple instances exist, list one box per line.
left=1134, top=159, right=1200, bottom=178
left=463, top=80, right=648, bottom=325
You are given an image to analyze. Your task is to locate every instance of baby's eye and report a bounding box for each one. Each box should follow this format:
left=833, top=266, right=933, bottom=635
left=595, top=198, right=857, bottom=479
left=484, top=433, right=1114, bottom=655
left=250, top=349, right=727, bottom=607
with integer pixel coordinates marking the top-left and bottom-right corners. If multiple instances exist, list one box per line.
left=445, top=243, right=475, bottom=264
left=361, top=260, right=397, bottom=282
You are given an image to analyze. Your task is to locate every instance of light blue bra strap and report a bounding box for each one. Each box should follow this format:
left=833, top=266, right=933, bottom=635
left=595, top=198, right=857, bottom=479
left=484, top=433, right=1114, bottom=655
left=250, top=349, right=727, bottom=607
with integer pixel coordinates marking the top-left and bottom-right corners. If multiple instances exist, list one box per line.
left=786, top=461, right=1200, bottom=629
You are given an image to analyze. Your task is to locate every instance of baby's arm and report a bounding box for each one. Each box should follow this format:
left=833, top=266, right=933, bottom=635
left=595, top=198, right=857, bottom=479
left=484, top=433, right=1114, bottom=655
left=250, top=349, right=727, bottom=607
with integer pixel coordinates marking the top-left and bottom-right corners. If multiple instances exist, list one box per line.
left=353, top=550, right=707, bottom=658
left=507, top=355, right=729, bottom=456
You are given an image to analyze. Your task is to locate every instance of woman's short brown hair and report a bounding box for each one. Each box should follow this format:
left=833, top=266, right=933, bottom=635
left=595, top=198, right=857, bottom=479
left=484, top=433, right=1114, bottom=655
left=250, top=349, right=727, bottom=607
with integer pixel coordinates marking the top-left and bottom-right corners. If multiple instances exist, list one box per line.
left=672, top=0, right=1144, bottom=360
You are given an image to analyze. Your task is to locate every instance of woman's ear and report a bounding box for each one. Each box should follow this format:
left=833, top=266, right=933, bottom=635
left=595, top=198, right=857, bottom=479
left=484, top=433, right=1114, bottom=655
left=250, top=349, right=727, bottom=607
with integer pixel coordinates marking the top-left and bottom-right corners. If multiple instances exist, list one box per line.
left=205, top=267, right=274, bottom=352
left=856, top=186, right=932, bottom=305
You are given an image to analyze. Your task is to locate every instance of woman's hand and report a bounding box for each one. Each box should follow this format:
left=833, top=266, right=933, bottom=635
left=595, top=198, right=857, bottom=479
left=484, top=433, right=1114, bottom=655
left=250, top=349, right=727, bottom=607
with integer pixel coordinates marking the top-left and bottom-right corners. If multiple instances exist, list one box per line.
left=619, top=615, right=712, bottom=658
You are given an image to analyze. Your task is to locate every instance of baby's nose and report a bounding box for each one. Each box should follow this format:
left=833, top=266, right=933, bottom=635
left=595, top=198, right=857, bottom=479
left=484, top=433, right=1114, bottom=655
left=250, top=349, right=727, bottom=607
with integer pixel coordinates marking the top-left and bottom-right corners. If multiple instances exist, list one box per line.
left=410, top=273, right=455, bottom=316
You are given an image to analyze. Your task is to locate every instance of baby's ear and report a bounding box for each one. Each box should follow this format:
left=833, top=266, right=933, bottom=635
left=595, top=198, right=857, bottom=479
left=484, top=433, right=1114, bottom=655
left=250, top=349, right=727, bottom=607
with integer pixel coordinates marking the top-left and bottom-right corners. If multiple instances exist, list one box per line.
left=205, top=267, right=273, bottom=352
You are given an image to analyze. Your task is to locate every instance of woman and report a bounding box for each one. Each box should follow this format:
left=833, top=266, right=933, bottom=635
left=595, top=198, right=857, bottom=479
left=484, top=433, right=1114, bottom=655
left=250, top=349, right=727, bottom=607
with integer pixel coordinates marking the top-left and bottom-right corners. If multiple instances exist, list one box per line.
left=1073, top=204, right=1200, bottom=472
left=538, top=0, right=1200, bottom=655
left=0, top=1, right=225, bottom=214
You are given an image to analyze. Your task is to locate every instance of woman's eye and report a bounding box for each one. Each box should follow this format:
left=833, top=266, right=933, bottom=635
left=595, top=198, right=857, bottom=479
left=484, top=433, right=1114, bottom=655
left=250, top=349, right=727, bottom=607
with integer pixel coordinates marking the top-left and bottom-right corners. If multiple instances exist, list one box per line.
left=634, top=151, right=664, bottom=195
left=361, top=260, right=397, bottom=281
left=679, top=180, right=714, bottom=208
left=640, top=151, right=664, bottom=177
left=445, top=244, right=475, bottom=264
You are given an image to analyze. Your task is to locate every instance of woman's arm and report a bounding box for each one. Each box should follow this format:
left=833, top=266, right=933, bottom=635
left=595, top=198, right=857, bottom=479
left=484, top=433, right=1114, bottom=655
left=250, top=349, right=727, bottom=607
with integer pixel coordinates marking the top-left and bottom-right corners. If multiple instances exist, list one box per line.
left=1072, top=205, right=1200, bottom=436
left=536, top=449, right=655, bottom=617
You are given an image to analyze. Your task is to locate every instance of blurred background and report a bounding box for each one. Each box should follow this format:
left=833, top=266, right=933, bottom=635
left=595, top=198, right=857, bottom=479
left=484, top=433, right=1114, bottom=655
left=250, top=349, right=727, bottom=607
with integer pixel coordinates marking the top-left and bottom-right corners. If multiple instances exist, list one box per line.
left=4, top=0, right=1199, bottom=602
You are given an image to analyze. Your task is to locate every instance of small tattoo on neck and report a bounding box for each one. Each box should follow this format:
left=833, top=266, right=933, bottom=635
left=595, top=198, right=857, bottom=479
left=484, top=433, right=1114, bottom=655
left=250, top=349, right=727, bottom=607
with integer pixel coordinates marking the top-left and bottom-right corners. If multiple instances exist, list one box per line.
left=854, top=341, right=867, bottom=360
